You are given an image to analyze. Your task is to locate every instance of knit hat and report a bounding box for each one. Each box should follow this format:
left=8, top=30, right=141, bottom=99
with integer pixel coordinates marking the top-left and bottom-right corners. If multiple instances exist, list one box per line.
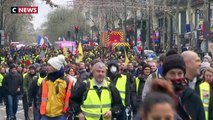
left=200, top=62, right=210, bottom=72
left=47, top=54, right=65, bottom=71
left=10, top=64, right=17, bottom=70
left=166, top=49, right=178, bottom=57
left=163, top=54, right=186, bottom=76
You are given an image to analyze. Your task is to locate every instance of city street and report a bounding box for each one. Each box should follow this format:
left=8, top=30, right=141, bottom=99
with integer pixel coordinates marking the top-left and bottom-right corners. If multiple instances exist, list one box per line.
left=0, top=101, right=25, bottom=120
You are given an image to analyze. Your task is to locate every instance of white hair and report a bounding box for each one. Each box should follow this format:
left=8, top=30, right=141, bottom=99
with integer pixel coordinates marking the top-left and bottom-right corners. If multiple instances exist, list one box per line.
left=92, top=62, right=107, bottom=72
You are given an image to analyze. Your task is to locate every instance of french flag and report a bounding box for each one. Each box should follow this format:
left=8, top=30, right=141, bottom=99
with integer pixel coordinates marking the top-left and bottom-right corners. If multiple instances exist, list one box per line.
left=37, top=36, right=46, bottom=48
left=44, top=35, right=52, bottom=48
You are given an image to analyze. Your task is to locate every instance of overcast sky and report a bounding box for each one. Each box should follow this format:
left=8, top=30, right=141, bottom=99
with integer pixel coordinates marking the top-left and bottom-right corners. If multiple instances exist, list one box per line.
left=31, top=0, right=68, bottom=29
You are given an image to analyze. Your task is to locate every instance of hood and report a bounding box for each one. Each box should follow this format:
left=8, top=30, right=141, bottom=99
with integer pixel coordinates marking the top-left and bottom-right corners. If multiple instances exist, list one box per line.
left=107, top=60, right=119, bottom=78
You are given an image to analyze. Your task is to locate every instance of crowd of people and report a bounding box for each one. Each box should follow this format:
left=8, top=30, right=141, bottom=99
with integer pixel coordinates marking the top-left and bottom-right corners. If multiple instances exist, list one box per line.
left=0, top=45, right=212, bottom=120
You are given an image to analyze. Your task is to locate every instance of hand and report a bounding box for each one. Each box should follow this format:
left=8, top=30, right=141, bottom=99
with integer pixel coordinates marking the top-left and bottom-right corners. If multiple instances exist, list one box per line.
left=17, top=88, right=20, bottom=92
left=78, top=113, right=85, bottom=120
left=103, top=111, right=112, bottom=119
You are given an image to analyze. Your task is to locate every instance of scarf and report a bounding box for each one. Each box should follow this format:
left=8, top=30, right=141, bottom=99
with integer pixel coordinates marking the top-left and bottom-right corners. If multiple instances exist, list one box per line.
left=47, top=68, right=64, bottom=82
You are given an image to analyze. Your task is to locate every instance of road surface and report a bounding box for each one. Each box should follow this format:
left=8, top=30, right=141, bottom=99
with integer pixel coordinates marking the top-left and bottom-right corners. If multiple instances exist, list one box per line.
left=0, top=100, right=25, bottom=120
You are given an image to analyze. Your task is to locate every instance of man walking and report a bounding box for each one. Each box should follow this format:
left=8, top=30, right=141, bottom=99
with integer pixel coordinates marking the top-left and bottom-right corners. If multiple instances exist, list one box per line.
left=70, top=62, right=123, bottom=120
left=39, top=55, right=74, bottom=120
left=3, top=64, right=23, bottom=120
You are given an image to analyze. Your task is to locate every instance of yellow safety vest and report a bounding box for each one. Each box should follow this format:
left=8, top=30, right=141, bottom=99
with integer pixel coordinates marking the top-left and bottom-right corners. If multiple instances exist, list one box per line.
left=0, top=74, right=3, bottom=87
left=37, top=75, right=44, bottom=86
left=200, top=82, right=210, bottom=120
left=22, top=56, right=26, bottom=61
left=34, top=55, right=39, bottom=63
left=0, top=57, right=5, bottom=62
left=45, top=78, right=67, bottom=117
left=23, top=73, right=27, bottom=78
left=135, top=77, right=140, bottom=94
left=115, top=74, right=127, bottom=106
left=81, top=79, right=112, bottom=120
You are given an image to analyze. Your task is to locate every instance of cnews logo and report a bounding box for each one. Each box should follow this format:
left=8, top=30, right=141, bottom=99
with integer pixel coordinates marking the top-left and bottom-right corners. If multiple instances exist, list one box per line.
left=11, top=6, right=38, bottom=14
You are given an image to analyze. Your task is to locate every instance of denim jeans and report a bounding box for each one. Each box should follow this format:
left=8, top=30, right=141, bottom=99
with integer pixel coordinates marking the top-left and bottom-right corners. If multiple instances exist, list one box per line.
left=6, top=95, right=19, bottom=118
left=41, top=114, right=66, bottom=120
left=33, top=105, right=41, bottom=120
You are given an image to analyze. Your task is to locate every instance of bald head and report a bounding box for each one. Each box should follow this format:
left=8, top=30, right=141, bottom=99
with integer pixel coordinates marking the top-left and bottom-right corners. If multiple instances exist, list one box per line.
left=181, top=51, right=198, bottom=62
left=181, top=51, right=201, bottom=79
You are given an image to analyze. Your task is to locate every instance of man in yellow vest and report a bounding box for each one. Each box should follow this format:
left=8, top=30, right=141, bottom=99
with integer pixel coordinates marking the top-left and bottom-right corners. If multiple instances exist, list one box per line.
left=69, top=62, right=123, bottom=120
left=135, top=64, right=151, bottom=111
left=39, top=55, right=73, bottom=120
left=107, top=60, right=136, bottom=119
left=198, top=67, right=213, bottom=120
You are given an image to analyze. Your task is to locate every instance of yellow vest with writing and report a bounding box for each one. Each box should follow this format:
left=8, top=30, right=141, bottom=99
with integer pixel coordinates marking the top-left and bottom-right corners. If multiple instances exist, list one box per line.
left=45, top=78, right=67, bottom=117
left=199, top=82, right=210, bottom=120
left=81, top=79, right=112, bottom=120
left=115, top=74, right=127, bottom=106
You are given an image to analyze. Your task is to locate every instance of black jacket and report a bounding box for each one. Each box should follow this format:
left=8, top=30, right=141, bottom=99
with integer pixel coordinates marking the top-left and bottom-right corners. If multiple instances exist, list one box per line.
left=69, top=79, right=123, bottom=117
left=135, top=76, right=146, bottom=108
left=107, top=61, right=135, bottom=108
left=3, top=72, right=23, bottom=95
left=28, top=78, right=40, bottom=107
left=78, top=69, right=90, bottom=83
left=177, top=87, right=205, bottom=120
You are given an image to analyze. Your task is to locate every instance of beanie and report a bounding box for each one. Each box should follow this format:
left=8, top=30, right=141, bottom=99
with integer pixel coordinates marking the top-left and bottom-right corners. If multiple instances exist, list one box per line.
left=47, top=54, right=65, bottom=71
left=10, top=64, right=17, bottom=70
left=163, top=54, right=185, bottom=76
left=200, top=62, right=210, bottom=72
left=166, top=49, right=178, bottom=57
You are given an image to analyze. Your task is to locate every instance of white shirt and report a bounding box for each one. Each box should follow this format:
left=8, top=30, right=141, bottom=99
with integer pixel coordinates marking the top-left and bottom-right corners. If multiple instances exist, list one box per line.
left=94, top=79, right=105, bottom=89
left=188, top=77, right=197, bottom=90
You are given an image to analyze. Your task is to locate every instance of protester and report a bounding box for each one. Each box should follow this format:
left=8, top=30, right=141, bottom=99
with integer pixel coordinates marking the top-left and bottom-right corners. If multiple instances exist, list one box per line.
left=28, top=67, right=47, bottom=120
left=107, top=60, right=136, bottom=119
left=69, top=62, right=123, bottom=120
left=78, top=62, right=90, bottom=82
left=199, top=67, right=213, bottom=120
left=0, top=66, right=5, bottom=105
left=3, top=64, right=23, bottom=120
left=39, top=55, right=74, bottom=120
left=23, top=65, right=38, bottom=120
left=203, top=67, right=213, bottom=90
left=142, top=60, right=161, bottom=101
left=162, top=54, right=205, bottom=120
left=135, top=64, right=151, bottom=110
left=181, top=51, right=202, bottom=92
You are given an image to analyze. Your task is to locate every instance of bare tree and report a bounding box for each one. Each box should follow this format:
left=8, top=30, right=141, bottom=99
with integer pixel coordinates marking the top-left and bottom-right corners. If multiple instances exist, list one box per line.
left=175, top=0, right=181, bottom=53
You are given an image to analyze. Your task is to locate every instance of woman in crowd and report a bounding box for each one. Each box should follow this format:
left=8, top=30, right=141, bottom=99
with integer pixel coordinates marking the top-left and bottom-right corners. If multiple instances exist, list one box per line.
left=135, top=79, right=182, bottom=120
